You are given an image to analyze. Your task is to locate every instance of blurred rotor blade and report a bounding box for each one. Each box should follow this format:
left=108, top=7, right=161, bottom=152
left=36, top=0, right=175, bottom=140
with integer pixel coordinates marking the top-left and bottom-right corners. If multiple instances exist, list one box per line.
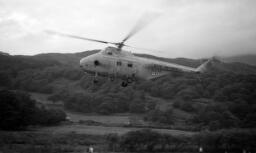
left=124, top=44, right=165, bottom=53
left=45, top=30, right=116, bottom=45
left=121, top=12, right=161, bottom=44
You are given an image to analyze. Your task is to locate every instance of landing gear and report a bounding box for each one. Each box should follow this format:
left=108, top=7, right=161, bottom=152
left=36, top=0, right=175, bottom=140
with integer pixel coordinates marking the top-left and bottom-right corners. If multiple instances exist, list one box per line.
left=128, top=77, right=135, bottom=84
left=93, top=72, right=98, bottom=84
left=109, top=76, right=115, bottom=82
left=93, top=79, right=98, bottom=84
left=121, top=77, right=134, bottom=87
left=121, top=81, right=128, bottom=87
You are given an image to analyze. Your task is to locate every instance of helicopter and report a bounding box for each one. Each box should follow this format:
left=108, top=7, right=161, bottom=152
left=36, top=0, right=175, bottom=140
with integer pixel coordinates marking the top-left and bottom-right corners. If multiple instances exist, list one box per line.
left=46, top=16, right=211, bottom=87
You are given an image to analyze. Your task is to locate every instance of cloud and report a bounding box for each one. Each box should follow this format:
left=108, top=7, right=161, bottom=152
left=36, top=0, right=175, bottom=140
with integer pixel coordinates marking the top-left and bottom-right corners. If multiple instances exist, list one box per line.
left=0, top=0, right=256, bottom=58
left=0, top=11, right=42, bottom=39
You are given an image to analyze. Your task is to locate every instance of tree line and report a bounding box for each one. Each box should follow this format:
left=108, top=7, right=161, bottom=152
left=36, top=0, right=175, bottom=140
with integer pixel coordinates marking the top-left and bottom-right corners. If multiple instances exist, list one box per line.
left=106, top=129, right=256, bottom=152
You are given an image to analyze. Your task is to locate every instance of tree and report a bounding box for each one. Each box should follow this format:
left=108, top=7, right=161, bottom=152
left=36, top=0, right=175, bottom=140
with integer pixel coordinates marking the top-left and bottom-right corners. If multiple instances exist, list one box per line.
left=0, top=90, right=66, bottom=130
left=193, top=104, right=239, bottom=130
left=120, top=129, right=161, bottom=152
left=129, top=99, right=146, bottom=113
left=106, top=133, right=120, bottom=151
left=0, top=72, right=11, bottom=88
left=144, top=108, right=174, bottom=124
left=0, top=90, right=37, bottom=130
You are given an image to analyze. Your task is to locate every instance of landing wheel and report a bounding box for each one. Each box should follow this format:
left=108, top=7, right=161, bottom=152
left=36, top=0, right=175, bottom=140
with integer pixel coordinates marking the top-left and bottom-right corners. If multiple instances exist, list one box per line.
left=110, top=77, right=114, bottom=82
left=121, top=81, right=128, bottom=87
left=93, top=72, right=98, bottom=84
left=127, top=78, right=133, bottom=84
left=93, top=79, right=98, bottom=84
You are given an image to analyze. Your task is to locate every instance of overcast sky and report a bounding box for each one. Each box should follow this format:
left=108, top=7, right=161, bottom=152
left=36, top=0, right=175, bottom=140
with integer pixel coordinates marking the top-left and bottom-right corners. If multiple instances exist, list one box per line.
left=0, top=0, right=256, bottom=58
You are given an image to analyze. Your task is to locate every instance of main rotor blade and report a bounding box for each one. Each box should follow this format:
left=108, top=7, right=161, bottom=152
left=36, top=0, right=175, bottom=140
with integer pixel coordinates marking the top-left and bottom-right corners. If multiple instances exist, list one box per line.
left=124, top=44, right=165, bottom=53
left=45, top=30, right=116, bottom=45
left=121, top=12, right=161, bottom=44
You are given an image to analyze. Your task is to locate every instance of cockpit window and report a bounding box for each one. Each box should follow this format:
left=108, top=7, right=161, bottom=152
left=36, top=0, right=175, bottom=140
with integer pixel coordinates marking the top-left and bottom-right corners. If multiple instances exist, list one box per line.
left=128, top=63, right=133, bottom=68
left=117, top=61, right=122, bottom=66
left=107, top=51, right=112, bottom=55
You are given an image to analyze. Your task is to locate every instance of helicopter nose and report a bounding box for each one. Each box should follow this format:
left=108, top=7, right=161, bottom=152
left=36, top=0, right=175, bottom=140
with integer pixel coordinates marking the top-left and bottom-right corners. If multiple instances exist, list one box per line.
left=79, top=57, right=87, bottom=69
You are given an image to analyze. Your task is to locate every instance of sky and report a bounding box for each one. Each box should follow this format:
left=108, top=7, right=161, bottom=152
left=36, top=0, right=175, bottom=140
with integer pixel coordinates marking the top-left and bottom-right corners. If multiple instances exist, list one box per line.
left=0, top=0, right=256, bottom=58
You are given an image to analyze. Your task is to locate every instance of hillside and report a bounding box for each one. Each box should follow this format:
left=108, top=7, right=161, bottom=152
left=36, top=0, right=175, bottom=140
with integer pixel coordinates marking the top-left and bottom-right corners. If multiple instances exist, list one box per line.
left=1, top=51, right=256, bottom=131
left=33, top=50, right=99, bottom=67
left=223, top=54, right=256, bottom=66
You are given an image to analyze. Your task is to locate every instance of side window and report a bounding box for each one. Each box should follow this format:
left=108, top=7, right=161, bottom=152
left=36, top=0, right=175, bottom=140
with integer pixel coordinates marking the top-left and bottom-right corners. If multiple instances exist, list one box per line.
left=107, top=51, right=112, bottom=55
left=127, top=63, right=133, bottom=68
left=117, top=61, right=122, bottom=66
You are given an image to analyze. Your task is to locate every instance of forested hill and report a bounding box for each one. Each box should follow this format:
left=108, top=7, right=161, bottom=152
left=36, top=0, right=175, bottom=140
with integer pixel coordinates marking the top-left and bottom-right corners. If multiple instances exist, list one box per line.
left=29, top=52, right=256, bottom=74
left=223, top=54, right=256, bottom=66
left=2, top=50, right=255, bottom=73
left=1, top=50, right=256, bottom=130
left=1, top=50, right=256, bottom=92
left=33, top=50, right=99, bottom=67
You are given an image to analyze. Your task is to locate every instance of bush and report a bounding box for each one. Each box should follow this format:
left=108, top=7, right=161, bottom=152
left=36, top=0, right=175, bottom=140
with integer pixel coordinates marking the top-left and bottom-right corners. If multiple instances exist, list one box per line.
left=105, top=133, right=120, bottom=151
left=116, top=129, right=256, bottom=152
left=0, top=90, right=66, bottom=130
left=173, top=98, right=195, bottom=112
left=192, top=104, right=239, bottom=130
left=129, top=99, right=146, bottom=113
left=144, top=108, right=174, bottom=124
left=119, top=129, right=162, bottom=152
left=62, top=92, right=131, bottom=114
left=35, top=107, right=66, bottom=125
left=194, top=129, right=256, bottom=153
left=0, top=90, right=37, bottom=130
left=119, top=129, right=191, bottom=152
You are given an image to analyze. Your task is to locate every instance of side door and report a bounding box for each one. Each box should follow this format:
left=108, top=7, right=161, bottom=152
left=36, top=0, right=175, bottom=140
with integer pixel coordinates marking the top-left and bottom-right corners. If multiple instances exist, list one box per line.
left=115, top=60, right=136, bottom=78
left=116, top=60, right=122, bottom=77
left=126, top=61, right=137, bottom=77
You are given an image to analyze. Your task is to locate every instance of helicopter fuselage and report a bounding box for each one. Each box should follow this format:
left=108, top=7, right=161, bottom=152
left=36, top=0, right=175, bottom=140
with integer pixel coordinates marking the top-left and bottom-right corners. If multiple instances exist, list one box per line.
left=80, top=47, right=169, bottom=81
left=79, top=47, right=207, bottom=86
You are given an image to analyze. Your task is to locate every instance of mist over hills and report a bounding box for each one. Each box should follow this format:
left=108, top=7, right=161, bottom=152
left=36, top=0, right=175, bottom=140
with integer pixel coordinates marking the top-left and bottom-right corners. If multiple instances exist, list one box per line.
left=33, top=50, right=99, bottom=67
left=223, top=54, right=256, bottom=66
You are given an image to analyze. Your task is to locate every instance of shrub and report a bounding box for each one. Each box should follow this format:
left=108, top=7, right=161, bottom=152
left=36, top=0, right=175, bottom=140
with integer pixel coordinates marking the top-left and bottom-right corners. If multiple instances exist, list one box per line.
left=144, top=108, right=174, bottom=124
left=0, top=90, right=37, bottom=130
left=0, top=90, right=66, bottom=130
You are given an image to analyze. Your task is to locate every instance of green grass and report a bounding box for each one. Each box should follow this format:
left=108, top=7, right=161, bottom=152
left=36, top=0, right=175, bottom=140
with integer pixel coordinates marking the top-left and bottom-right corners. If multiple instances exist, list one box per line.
left=0, top=131, right=106, bottom=153
left=37, top=124, right=195, bottom=136
left=66, top=112, right=130, bottom=124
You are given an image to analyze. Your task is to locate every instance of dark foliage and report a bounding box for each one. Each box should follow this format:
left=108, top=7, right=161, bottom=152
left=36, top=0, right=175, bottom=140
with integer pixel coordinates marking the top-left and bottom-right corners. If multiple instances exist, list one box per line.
left=117, top=129, right=192, bottom=152
left=0, top=90, right=37, bottom=130
left=173, top=98, right=195, bottom=112
left=112, top=129, right=256, bottom=152
left=0, top=132, right=105, bottom=153
left=194, top=129, right=256, bottom=153
left=62, top=91, right=147, bottom=114
left=192, top=104, right=239, bottom=130
left=34, top=107, right=66, bottom=125
left=1, top=52, right=256, bottom=130
left=0, top=90, right=66, bottom=130
left=144, top=108, right=174, bottom=124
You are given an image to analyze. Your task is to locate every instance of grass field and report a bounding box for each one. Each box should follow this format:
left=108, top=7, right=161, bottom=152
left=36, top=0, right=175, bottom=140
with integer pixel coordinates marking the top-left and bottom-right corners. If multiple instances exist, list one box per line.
left=0, top=131, right=106, bottom=153
left=66, top=112, right=130, bottom=124
left=37, top=124, right=195, bottom=136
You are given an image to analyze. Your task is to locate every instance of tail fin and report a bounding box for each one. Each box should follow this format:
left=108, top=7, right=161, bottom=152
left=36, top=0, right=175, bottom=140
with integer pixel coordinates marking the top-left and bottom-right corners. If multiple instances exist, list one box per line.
left=195, top=58, right=212, bottom=73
